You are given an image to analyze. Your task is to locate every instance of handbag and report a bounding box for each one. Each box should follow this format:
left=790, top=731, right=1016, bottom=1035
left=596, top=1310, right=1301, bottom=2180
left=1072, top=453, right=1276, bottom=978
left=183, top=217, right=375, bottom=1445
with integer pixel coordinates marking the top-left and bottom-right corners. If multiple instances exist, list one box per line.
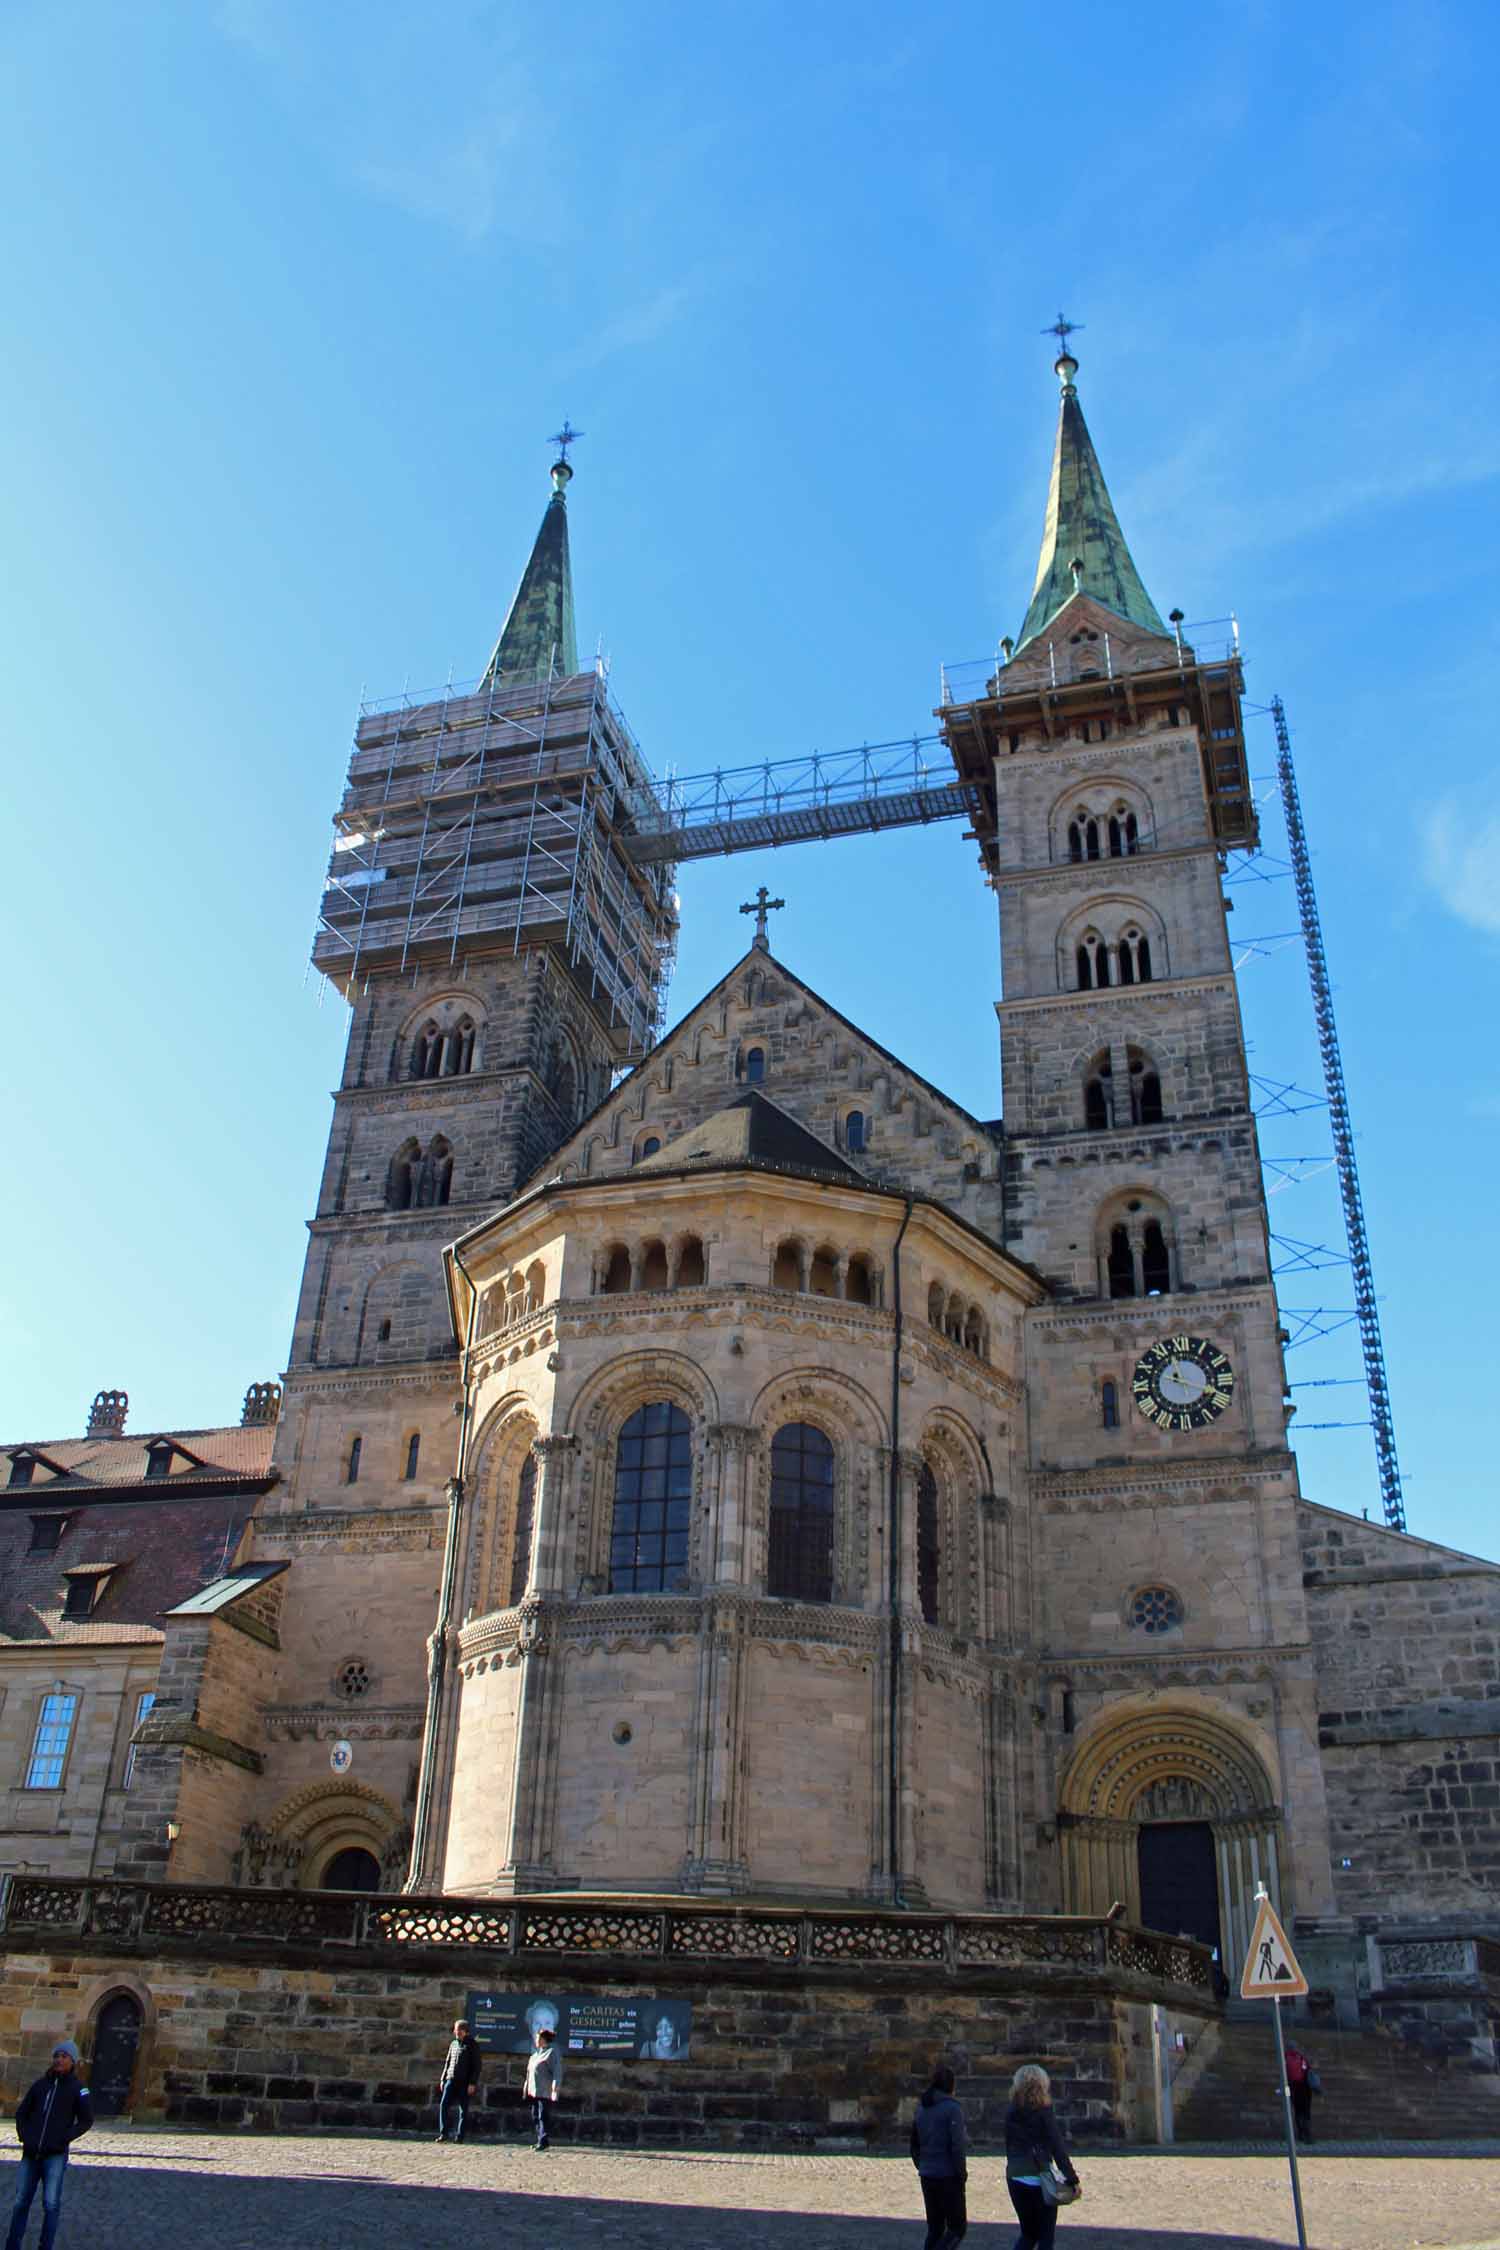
left=1307, top=2068, right=1322, bottom=2095
left=1040, top=2163, right=1079, bottom=2207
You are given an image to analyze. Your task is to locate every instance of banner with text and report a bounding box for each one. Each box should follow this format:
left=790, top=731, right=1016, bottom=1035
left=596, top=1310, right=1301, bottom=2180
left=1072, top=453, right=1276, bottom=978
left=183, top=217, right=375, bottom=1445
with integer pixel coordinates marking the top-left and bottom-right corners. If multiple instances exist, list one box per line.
left=466, top=1991, right=693, bottom=2060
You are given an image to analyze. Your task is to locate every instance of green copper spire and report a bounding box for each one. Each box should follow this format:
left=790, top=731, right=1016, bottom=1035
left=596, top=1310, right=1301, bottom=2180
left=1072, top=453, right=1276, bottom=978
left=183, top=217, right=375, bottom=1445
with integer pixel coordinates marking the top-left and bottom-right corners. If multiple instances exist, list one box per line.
left=1015, top=348, right=1167, bottom=651
left=481, top=429, right=580, bottom=689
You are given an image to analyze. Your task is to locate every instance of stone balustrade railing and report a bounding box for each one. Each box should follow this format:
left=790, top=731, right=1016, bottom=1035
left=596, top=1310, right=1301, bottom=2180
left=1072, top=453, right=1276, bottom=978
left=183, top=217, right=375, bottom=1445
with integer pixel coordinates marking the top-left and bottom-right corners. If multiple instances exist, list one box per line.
left=0, top=1874, right=1214, bottom=1994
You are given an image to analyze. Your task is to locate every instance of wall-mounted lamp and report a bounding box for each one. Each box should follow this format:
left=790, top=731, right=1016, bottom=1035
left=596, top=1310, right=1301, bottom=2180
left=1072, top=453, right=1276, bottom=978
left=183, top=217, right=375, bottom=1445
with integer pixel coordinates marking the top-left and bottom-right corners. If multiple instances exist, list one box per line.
left=165, top=1822, right=180, bottom=1843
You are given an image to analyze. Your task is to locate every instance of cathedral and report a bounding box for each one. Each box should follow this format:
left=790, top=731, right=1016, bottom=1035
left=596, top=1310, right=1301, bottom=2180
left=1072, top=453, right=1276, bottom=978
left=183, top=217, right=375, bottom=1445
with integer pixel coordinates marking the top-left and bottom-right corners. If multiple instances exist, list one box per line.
left=4, top=346, right=1497, bottom=2102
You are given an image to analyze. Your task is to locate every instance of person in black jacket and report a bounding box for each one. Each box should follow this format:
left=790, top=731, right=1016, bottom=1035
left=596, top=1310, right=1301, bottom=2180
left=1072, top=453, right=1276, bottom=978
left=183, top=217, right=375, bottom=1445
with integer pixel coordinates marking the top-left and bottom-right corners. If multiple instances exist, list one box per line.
left=908, top=2062, right=967, bottom=2250
left=436, top=2019, right=482, bottom=2143
left=6, top=2039, right=93, bottom=2250
left=1004, top=2063, right=1080, bottom=2249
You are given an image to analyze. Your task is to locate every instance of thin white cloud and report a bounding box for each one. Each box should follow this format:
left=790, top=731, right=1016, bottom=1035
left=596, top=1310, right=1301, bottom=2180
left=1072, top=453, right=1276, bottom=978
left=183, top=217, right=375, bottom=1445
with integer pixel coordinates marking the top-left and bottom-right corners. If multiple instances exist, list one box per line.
left=1423, top=798, right=1500, bottom=937
left=551, top=283, right=695, bottom=378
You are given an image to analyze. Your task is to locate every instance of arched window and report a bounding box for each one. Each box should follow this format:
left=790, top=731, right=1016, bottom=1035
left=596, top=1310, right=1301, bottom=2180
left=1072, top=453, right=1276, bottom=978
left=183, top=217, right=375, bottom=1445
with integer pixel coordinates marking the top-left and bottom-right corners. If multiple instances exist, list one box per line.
left=809, top=1245, right=838, bottom=1297
left=845, top=1111, right=867, bottom=1154
left=554, top=1058, right=576, bottom=1115
left=772, top=1240, right=802, bottom=1292
left=1107, top=807, right=1139, bottom=857
left=1067, top=819, right=1083, bottom=863
left=1137, top=933, right=1153, bottom=982
left=386, top=1140, right=419, bottom=1211
left=1117, top=938, right=1135, bottom=986
left=676, top=1236, right=706, bottom=1287
left=1098, top=1197, right=1176, bottom=1301
left=637, top=1136, right=661, bottom=1160
left=403, top=1433, right=420, bottom=1481
left=508, top=1453, right=537, bottom=1605
left=767, top=1423, right=834, bottom=1603
left=1107, top=1226, right=1135, bottom=1300
left=1101, top=1380, right=1119, bottom=1430
left=1142, top=1219, right=1171, bottom=1295
left=609, top=1403, right=692, bottom=1594
left=1085, top=817, right=1100, bottom=860
left=1084, top=1054, right=1112, bottom=1131
left=526, top=1261, right=546, bottom=1311
left=962, top=1306, right=983, bottom=1355
left=346, top=1435, right=362, bottom=1485
left=640, top=1239, right=669, bottom=1290
left=1138, top=1072, right=1162, bottom=1124
left=916, top=1461, right=940, bottom=1625
left=414, top=1138, right=453, bottom=1209
left=1075, top=931, right=1109, bottom=991
left=1119, top=928, right=1153, bottom=984
left=744, top=1046, right=766, bottom=1084
left=601, top=1246, right=632, bottom=1295
left=410, top=1021, right=441, bottom=1080
left=846, top=1254, right=874, bottom=1306
left=928, top=1281, right=945, bottom=1328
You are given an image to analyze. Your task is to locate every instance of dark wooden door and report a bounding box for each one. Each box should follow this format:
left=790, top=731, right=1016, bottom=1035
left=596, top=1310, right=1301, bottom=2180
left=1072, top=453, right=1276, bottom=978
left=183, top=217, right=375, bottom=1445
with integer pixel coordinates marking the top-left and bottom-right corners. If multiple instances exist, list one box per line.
left=91, top=1994, right=142, bottom=2116
left=1137, top=1822, right=1221, bottom=1953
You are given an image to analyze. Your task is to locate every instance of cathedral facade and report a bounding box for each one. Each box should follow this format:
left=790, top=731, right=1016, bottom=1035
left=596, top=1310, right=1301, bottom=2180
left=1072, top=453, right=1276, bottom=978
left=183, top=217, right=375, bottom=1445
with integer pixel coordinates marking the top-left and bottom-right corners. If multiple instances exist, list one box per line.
left=7, top=353, right=1497, bottom=2051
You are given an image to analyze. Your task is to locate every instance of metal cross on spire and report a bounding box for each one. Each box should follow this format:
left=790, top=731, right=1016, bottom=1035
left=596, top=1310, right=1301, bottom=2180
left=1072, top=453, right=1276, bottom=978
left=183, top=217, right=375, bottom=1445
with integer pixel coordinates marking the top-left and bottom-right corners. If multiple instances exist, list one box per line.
left=1042, top=314, right=1083, bottom=354
left=739, top=885, right=785, bottom=950
left=549, top=419, right=584, bottom=463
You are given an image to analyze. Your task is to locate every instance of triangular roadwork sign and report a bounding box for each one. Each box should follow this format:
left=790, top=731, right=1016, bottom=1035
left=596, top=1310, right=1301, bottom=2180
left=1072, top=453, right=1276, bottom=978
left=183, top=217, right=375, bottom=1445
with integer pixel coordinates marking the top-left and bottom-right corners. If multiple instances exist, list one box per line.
left=1240, top=1895, right=1309, bottom=1999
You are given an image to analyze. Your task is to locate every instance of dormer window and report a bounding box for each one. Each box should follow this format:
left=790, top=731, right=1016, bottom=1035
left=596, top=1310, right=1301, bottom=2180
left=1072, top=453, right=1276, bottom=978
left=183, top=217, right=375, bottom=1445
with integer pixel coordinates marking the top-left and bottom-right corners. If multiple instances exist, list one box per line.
left=29, top=1515, right=67, bottom=1554
left=9, top=1455, right=35, bottom=1488
left=62, top=1563, right=118, bottom=1619
left=145, top=1442, right=173, bottom=1479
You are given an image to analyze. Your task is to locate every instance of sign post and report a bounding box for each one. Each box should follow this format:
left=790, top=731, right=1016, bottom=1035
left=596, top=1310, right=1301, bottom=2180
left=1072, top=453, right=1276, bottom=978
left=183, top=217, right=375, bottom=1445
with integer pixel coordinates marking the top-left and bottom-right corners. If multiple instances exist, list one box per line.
left=1240, top=1882, right=1309, bottom=2250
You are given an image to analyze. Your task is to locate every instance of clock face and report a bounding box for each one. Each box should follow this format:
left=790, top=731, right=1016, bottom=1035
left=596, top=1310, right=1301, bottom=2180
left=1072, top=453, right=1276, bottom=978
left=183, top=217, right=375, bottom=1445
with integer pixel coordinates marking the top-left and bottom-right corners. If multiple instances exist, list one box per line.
left=1132, top=1335, right=1234, bottom=1431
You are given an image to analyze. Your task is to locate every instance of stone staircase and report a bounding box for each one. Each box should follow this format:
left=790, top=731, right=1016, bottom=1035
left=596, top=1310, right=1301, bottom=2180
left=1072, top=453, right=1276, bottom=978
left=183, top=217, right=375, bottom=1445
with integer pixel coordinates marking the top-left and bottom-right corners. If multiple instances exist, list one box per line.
left=1172, top=2018, right=1500, bottom=2143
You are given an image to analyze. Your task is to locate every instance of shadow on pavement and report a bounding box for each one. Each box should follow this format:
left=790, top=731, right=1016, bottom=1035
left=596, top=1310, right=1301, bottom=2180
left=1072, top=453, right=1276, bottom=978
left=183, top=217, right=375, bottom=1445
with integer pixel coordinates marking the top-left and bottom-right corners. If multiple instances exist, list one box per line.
left=33, top=2150, right=1308, bottom=2250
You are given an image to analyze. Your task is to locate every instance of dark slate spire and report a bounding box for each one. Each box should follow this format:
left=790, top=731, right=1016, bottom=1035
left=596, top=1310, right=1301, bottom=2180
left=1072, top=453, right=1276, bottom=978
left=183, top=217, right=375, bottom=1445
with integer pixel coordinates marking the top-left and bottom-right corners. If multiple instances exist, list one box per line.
left=1015, top=348, right=1167, bottom=652
left=481, top=438, right=580, bottom=689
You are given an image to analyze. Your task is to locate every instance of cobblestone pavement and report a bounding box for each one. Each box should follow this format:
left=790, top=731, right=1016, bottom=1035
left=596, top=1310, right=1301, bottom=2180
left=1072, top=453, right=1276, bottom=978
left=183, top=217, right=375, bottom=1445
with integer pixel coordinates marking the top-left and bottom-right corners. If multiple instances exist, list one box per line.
left=9, top=2129, right=1498, bottom=2250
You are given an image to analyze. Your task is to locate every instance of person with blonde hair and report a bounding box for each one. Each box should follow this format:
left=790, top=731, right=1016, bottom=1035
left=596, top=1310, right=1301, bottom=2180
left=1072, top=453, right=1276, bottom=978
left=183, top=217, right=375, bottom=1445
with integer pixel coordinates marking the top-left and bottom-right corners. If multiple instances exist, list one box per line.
left=1004, top=2063, right=1080, bottom=2248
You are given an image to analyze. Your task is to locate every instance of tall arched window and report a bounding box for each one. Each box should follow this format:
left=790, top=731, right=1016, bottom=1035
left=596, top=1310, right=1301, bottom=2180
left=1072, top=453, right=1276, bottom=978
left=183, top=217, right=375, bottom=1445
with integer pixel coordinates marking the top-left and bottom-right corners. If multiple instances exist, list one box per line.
left=1102, top=1380, right=1119, bottom=1430
left=346, top=1435, right=362, bottom=1485
left=411, top=1021, right=441, bottom=1080
left=609, top=1403, right=692, bottom=1593
left=403, top=1433, right=420, bottom=1481
left=744, top=1046, right=766, bottom=1084
left=416, top=1137, right=453, bottom=1208
left=1075, top=932, right=1109, bottom=991
left=509, top=1452, right=537, bottom=1605
left=767, top=1422, right=834, bottom=1603
left=1084, top=1054, right=1112, bottom=1130
left=845, top=1111, right=867, bottom=1154
left=1142, top=1219, right=1171, bottom=1295
left=1108, top=1226, right=1136, bottom=1300
left=916, top=1461, right=940, bottom=1625
left=386, top=1140, right=419, bottom=1211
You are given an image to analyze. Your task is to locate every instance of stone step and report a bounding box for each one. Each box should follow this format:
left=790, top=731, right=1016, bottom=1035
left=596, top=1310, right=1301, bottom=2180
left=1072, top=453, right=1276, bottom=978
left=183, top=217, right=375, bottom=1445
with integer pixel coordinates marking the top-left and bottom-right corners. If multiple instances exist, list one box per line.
left=1174, top=2020, right=1500, bottom=2144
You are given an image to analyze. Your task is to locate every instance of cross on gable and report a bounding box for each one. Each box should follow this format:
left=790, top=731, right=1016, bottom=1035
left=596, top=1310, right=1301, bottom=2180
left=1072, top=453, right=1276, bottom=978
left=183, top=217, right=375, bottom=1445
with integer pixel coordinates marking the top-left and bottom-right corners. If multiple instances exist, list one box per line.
left=739, top=886, right=785, bottom=950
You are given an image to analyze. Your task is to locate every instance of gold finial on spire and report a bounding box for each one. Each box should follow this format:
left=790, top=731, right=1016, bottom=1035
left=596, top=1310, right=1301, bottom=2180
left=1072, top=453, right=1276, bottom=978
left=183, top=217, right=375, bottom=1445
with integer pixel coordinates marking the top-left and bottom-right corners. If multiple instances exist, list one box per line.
left=548, top=419, right=583, bottom=494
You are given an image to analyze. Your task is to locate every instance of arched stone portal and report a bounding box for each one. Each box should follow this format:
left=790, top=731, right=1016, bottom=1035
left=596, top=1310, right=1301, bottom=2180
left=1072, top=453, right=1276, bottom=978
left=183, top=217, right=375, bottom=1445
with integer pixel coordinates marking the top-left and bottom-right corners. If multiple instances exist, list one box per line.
left=1058, top=1705, right=1282, bottom=1972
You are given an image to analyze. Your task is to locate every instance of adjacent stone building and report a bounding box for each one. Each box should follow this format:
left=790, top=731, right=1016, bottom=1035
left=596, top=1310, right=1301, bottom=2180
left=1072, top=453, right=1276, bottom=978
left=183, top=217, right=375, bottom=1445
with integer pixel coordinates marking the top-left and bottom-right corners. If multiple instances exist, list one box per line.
left=4, top=353, right=1496, bottom=2100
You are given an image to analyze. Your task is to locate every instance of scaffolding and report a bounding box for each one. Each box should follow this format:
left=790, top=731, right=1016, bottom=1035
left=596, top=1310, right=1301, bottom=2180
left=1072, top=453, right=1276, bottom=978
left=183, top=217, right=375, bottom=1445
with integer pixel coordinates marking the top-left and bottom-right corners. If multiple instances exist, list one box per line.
left=313, top=664, right=678, bottom=1057
left=1272, top=695, right=1406, bottom=1531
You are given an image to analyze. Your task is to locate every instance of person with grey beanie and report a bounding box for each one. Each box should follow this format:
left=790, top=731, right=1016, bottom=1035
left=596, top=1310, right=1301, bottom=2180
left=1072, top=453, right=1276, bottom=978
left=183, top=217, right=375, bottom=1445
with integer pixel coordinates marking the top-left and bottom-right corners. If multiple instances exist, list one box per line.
left=7, top=2039, right=92, bottom=2249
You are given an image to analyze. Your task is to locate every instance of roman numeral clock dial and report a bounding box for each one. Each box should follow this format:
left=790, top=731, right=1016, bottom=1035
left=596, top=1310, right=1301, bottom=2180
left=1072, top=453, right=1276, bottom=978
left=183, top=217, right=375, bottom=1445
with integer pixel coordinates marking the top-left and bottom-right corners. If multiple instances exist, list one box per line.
left=1132, top=1336, right=1235, bottom=1432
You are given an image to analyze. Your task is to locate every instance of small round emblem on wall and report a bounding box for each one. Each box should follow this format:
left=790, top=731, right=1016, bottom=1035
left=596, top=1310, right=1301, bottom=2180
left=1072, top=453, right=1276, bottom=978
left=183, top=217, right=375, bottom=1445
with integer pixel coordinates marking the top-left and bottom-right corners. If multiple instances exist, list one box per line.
left=330, top=1739, right=354, bottom=1774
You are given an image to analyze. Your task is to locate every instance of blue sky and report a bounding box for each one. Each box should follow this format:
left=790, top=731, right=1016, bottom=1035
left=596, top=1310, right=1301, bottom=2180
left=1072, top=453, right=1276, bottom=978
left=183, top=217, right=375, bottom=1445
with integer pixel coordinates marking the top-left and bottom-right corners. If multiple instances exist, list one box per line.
left=3, top=1, right=1496, bottom=1558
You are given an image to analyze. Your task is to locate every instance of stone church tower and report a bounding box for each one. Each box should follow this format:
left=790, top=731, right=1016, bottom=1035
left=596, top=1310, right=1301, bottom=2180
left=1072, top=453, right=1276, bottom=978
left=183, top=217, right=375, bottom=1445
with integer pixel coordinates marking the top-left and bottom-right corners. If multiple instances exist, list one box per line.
left=108, top=363, right=1496, bottom=2046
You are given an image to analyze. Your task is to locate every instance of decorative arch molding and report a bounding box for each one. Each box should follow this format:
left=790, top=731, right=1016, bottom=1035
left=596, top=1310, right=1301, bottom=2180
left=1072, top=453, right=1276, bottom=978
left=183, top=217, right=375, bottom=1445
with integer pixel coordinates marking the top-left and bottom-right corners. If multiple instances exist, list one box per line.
left=749, top=1366, right=888, bottom=1607
left=1057, top=1699, right=1283, bottom=1962
left=567, top=1351, right=721, bottom=1589
left=1056, top=893, right=1169, bottom=990
left=79, top=1973, right=155, bottom=2116
left=234, top=1778, right=408, bottom=1893
left=1046, top=772, right=1157, bottom=861
left=462, top=1393, right=541, bottom=1621
left=392, top=989, right=486, bottom=1081
left=917, top=1409, right=987, bottom=1637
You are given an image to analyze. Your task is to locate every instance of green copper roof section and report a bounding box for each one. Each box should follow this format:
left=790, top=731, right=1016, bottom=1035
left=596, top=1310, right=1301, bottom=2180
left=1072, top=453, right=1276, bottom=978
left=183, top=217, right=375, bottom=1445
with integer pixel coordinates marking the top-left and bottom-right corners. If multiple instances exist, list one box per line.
left=481, top=457, right=579, bottom=689
left=1015, top=353, right=1167, bottom=651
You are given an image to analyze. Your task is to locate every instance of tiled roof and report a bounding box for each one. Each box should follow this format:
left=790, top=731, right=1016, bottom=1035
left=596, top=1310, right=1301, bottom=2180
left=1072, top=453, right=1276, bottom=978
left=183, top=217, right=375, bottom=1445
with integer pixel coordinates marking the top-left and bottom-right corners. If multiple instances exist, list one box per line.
left=0, top=1486, right=258, bottom=1648
left=2, top=1422, right=276, bottom=1497
left=633, top=1091, right=860, bottom=1184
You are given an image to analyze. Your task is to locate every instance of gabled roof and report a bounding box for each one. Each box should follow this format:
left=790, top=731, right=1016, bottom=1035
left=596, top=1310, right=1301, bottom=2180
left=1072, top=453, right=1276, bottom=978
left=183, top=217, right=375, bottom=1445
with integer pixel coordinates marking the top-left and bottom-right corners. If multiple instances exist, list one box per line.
left=524, top=943, right=1000, bottom=1199
left=1016, top=350, right=1167, bottom=652
left=480, top=456, right=579, bottom=689
left=0, top=1424, right=276, bottom=1501
left=635, top=1091, right=860, bottom=1184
